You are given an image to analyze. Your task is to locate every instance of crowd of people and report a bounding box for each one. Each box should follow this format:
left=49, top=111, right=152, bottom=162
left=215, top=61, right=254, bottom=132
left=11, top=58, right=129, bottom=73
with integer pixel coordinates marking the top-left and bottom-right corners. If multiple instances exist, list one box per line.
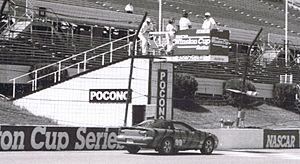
left=125, top=3, right=218, bottom=55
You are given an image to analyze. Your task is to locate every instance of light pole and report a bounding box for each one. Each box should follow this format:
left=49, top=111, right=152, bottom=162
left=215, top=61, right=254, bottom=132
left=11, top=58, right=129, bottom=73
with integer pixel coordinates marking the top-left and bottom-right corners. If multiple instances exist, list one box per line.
left=285, top=0, right=288, bottom=66
left=158, top=0, right=162, bottom=44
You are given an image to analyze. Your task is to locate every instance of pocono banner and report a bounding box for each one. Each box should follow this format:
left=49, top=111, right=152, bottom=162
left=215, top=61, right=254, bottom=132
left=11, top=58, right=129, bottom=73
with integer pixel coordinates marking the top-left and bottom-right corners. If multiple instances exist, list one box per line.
left=156, top=69, right=168, bottom=119
left=263, top=129, right=299, bottom=149
left=0, top=125, right=124, bottom=151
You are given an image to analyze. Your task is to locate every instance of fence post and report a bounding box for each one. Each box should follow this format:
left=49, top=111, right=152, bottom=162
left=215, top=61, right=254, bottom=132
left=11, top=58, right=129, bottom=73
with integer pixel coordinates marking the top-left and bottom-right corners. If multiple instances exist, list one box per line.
left=110, top=42, right=113, bottom=62
left=54, top=72, right=57, bottom=83
left=77, top=63, right=80, bottom=74
left=58, top=62, right=61, bottom=82
left=34, top=70, right=37, bottom=91
left=102, top=55, right=105, bottom=65
left=12, top=79, right=16, bottom=98
left=84, top=52, right=87, bottom=71
left=128, top=42, right=131, bottom=56
left=134, top=40, right=138, bottom=56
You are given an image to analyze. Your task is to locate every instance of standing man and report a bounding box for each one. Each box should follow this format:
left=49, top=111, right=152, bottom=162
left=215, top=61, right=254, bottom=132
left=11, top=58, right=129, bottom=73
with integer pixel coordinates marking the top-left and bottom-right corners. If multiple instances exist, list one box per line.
left=179, top=12, right=192, bottom=30
left=165, top=18, right=176, bottom=53
left=125, top=3, right=134, bottom=14
left=138, top=17, right=153, bottom=55
left=202, top=12, right=217, bottom=30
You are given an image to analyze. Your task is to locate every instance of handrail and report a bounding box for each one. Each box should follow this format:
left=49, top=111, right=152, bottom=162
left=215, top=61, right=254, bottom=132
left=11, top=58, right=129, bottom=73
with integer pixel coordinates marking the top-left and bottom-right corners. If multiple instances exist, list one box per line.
left=9, top=33, right=137, bottom=98
left=10, top=33, right=135, bottom=80
left=26, top=43, right=132, bottom=84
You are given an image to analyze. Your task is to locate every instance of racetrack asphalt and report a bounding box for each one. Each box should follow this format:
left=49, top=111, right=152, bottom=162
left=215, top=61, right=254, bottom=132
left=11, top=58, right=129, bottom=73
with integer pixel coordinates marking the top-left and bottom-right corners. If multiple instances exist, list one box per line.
left=1, top=149, right=300, bottom=164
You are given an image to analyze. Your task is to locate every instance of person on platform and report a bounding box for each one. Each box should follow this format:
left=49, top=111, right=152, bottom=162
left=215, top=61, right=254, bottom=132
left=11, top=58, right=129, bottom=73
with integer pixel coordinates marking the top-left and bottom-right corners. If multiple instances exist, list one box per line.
left=179, top=12, right=192, bottom=30
left=165, top=18, right=177, bottom=53
left=125, top=3, right=134, bottom=14
left=138, top=17, right=153, bottom=55
left=202, top=12, right=217, bottom=30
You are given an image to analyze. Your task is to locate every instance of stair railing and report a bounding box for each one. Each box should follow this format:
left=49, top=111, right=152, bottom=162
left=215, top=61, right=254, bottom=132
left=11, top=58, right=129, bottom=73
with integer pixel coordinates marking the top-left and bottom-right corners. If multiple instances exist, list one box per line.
left=10, top=33, right=138, bottom=98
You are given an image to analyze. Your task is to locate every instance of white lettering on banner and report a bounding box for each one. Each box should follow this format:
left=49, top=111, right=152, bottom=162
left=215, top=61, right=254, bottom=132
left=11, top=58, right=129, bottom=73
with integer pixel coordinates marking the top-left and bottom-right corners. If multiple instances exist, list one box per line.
left=0, top=129, right=25, bottom=150
left=164, top=55, right=229, bottom=62
left=31, top=127, right=69, bottom=150
left=89, top=89, right=129, bottom=102
left=74, top=127, right=123, bottom=150
left=265, top=135, right=296, bottom=148
left=157, top=70, right=168, bottom=120
left=174, top=37, right=210, bottom=46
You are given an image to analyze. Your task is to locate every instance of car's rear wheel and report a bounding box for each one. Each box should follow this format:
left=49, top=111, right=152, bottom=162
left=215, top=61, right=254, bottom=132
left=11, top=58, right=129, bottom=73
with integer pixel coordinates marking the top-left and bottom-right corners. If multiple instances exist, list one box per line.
left=126, top=145, right=140, bottom=154
left=200, top=137, right=214, bottom=155
left=158, top=138, right=175, bottom=155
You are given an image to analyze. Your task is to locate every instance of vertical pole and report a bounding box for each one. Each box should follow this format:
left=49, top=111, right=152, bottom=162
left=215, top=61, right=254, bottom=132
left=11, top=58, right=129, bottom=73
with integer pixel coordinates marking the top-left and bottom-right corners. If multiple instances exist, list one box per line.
left=12, top=79, right=16, bottom=98
left=83, top=52, right=87, bottom=71
left=285, top=0, right=288, bottom=66
left=34, top=70, right=37, bottom=91
left=237, top=28, right=263, bottom=128
left=124, top=13, right=148, bottom=127
left=90, top=26, right=93, bottom=47
left=128, top=42, right=131, bottom=56
left=158, top=0, right=162, bottom=44
left=58, top=62, right=61, bottom=82
left=110, top=42, right=113, bottom=62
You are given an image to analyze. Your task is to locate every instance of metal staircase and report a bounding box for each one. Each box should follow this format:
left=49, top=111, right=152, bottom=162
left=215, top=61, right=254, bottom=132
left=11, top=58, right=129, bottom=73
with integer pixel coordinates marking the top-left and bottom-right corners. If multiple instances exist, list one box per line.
left=9, top=33, right=138, bottom=99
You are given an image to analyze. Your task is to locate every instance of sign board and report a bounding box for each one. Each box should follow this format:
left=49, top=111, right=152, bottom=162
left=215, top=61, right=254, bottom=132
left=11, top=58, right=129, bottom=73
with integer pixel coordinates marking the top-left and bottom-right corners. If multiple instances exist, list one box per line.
left=151, top=29, right=230, bottom=62
left=0, top=125, right=124, bottom=151
left=173, top=29, right=230, bottom=56
left=156, top=69, right=168, bottom=119
left=162, top=55, right=228, bottom=62
left=89, top=89, right=131, bottom=103
left=263, top=129, right=299, bottom=149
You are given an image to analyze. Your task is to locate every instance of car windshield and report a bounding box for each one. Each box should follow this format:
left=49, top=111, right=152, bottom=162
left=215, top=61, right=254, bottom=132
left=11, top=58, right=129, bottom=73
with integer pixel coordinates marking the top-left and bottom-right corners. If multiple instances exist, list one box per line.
left=135, top=120, right=164, bottom=128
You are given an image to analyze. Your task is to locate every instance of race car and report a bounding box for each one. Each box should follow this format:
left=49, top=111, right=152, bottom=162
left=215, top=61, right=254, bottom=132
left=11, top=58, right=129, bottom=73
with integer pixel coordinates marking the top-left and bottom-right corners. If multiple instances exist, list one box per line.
left=116, top=119, right=218, bottom=155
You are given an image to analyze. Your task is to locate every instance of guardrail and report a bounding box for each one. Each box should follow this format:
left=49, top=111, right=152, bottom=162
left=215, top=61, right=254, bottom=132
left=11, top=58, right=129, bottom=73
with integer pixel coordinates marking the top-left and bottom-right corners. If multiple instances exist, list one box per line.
left=9, top=33, right=138, bottom=98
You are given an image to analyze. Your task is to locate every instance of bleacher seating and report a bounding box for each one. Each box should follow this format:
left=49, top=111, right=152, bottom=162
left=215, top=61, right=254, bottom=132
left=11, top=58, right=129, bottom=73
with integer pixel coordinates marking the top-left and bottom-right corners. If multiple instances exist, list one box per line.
left=1, top=0, right=300, bottom=99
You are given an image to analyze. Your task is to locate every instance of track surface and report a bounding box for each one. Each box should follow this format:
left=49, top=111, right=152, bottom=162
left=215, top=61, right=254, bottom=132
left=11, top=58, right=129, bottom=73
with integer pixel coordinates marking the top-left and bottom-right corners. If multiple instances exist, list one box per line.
left=1, top=149, right=300, bottom=164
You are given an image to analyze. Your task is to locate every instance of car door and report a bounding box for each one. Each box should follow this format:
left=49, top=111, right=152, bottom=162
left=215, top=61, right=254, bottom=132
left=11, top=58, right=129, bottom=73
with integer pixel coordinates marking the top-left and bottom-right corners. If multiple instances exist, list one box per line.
left=173, top=122, right=200, bottom=149
left=173, top=122, right=194, bottom=149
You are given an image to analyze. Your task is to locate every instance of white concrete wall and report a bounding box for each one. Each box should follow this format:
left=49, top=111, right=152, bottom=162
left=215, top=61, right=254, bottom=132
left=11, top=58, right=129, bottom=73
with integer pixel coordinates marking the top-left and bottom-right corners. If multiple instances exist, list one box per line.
left=13, top=59, right=150, bottom=127
left=196, top=78, right=274, bottom=98
left=201, top=128, right=264, bottom=150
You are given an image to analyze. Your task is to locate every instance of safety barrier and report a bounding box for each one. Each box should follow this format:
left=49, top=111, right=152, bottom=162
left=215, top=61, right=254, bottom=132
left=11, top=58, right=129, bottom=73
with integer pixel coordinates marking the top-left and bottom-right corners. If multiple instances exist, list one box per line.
left=0, top=125, right=124, bottom=151
left=202, top=128, right=300, bottom=150
left=0, top=125, right=299, bottom=151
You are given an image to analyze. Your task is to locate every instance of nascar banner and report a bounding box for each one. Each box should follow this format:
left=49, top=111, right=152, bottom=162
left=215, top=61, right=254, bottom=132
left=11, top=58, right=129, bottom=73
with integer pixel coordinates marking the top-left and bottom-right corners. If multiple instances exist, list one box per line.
left=263, top=129, right=299, bottom=149
left=0, top=125, right=124, bottom=151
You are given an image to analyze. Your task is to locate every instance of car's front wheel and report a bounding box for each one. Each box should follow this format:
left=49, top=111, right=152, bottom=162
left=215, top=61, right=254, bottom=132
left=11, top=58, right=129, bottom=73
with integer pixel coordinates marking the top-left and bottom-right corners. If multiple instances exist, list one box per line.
left=200, top=137, right=214, bottom=155
left=126, top=145, right=140, bottom=154
left=158, top=138, right=175, bottom=155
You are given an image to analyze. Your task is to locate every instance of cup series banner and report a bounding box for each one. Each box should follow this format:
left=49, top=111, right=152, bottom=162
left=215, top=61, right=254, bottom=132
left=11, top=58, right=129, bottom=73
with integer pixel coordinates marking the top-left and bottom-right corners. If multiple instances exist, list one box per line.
left=0, top=125, right=124, bottom=151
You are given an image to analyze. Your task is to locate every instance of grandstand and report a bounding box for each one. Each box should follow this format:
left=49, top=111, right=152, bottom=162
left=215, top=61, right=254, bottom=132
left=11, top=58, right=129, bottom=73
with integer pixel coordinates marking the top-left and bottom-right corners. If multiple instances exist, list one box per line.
left=0, top=0, right=300, bottom=102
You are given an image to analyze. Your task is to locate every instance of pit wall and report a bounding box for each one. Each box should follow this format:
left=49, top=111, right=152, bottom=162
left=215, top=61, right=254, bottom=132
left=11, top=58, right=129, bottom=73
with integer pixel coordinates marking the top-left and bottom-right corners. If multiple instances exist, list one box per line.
left=0, top=125, right=124, bottom=151
left=202, top=128, right=300, bottom=150
left=1, top=125, right=299, bottom=151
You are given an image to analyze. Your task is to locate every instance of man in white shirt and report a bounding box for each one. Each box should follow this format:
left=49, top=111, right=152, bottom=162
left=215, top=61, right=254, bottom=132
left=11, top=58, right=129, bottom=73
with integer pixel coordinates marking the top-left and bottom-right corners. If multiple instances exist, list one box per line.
left=202, top=12, right=217, bottom=30
left=165, top=18, right=176, bottom=53
left=138, top=17, right=153, bottom=55
left=125, top=3, right=133, bottom=13
left=179, top=12, right=192, bottom=30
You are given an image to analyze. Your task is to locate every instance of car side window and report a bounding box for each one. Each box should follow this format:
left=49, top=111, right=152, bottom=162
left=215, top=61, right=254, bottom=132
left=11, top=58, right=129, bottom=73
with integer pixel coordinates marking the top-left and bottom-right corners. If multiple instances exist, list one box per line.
left=173, top=123, right=191, bottom=131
